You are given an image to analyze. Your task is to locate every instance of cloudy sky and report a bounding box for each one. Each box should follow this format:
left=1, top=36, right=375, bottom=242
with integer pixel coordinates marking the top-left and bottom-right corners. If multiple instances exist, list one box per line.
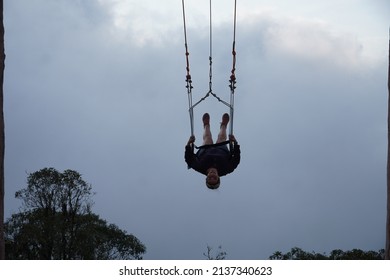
left=4, top=0, right=390, bottom=259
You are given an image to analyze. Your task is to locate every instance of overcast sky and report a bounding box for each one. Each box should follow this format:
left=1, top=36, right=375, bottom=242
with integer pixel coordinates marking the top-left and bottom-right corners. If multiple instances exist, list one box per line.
left=4, top=0, right=390, bottom=259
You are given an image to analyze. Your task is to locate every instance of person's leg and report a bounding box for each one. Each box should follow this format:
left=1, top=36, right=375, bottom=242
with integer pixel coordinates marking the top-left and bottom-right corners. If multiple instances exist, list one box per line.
left=202, top=113, right=213, bottom=145
left=216, top=113, right=229, bottom=143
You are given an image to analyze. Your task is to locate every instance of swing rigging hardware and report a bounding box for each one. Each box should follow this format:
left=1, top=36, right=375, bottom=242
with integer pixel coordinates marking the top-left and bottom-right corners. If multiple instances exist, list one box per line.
left=181, top=0, right=237, bottom=141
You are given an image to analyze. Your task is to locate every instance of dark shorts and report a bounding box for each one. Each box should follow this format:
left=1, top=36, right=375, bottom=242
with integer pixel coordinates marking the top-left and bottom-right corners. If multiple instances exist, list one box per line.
left=196, top=144, right=229, bottom=157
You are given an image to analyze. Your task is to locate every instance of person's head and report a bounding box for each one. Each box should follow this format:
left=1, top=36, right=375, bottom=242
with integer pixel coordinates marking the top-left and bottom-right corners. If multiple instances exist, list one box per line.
left=206, top=168, right=220, bottom=189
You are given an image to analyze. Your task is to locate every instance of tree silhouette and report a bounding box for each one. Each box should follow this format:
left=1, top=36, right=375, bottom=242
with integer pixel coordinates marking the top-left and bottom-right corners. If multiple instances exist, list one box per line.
left=5, top=168, right=146, bottom=259
left=203, top=245, right=227, bottom=260
left=269, top=247, right=384, bottom=260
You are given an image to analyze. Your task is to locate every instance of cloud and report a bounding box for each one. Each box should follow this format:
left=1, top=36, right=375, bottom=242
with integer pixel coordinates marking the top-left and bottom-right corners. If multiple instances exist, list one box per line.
left=4, top=0, right=388, bottom=259
left=99, top=0, right=185, bottom=47
left=239, top=14, right=373, bottom=73
left=267, top=20, right=363, bottom=67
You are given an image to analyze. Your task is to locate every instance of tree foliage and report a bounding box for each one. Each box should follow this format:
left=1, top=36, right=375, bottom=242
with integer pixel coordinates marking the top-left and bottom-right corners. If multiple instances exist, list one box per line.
left=269, top=247, right=384, bottom=260
left=5, top=168, right=146, bottom=259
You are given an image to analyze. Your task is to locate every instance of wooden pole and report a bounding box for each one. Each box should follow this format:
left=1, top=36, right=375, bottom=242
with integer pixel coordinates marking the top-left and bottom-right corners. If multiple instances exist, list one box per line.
left=0, top=0, right=5, bottom=260
left=386, top=31, right=390, bottom=260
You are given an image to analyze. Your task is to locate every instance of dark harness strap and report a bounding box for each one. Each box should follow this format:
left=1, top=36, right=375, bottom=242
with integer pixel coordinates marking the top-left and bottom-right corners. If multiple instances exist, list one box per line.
left=195, top=140, right=230, bottom=150
left=195, top=140, right=235, bottom=158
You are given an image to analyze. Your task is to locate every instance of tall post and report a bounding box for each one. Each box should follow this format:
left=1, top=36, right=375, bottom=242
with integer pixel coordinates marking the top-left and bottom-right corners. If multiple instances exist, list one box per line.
left=0, top=0, right=5, bottom=260
left=386, top=32, right=390, bottom=260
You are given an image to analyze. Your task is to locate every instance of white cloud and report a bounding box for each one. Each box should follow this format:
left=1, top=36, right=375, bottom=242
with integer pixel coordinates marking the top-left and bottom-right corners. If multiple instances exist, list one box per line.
left=97, top=0, right=385, bottom=69
left=263, top=17, right=364, bottom=69
left=99, top=0, right=184, bottom=46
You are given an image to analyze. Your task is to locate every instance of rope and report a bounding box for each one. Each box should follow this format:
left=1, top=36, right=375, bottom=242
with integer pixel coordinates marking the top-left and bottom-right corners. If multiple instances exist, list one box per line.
left=181, top=0, right=195, bottom=136
left=182, top=0, right=238, bottom=141
left=230, top=0, right=237, bottom=85
left=208, top=0, right=213, bottom=93
left=181, top=0, right=191, bottom=86
left=229, top=0, right=237, bottom=135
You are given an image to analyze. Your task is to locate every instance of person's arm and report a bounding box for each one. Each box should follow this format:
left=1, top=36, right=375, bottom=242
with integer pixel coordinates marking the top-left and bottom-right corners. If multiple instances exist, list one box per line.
left=229, top=134, right=241, bottom=168
left=185, top=136, right=196, bottom=168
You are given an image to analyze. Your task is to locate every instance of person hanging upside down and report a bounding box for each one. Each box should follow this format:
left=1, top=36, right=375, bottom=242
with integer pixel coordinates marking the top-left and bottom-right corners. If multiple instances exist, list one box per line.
left=185, top=113, right=241, bottom=189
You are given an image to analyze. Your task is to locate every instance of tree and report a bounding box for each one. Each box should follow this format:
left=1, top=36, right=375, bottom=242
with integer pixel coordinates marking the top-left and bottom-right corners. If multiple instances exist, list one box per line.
left=0, top=0, right=5, bottom=260
left=269, top=247, right=327, bottom=260
left=5, top=168, right=146, bottom=259
left=269, top=247, right=384, bottom=260
left=328, top=249, right=384, bottom=260
left=203, top=245, right=227, bottom=260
